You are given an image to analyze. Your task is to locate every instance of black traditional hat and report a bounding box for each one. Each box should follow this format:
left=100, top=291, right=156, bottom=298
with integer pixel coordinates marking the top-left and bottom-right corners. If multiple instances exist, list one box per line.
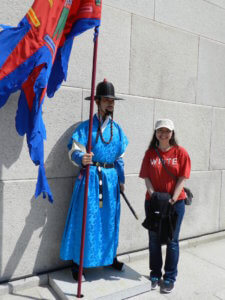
left=85, top=79, right=124, bottom=100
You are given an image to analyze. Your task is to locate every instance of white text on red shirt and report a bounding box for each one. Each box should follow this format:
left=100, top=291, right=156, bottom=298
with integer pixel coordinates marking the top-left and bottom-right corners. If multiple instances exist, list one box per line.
left=150, top=158, right=178, bottom=166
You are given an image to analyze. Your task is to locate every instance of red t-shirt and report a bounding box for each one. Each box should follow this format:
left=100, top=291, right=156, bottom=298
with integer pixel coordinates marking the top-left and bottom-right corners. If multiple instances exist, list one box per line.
left=139, top=146, right=191, bottom=201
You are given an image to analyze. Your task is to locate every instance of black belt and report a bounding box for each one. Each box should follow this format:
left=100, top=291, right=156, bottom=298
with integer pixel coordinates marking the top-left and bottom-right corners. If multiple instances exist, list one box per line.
left=92, top=161, right=115, bottom=207
left=92, top=162, right=115, bottom=168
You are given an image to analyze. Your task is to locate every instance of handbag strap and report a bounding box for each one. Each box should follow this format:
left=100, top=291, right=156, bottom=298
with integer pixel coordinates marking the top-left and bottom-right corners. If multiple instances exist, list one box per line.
left=154, top=148, right=177, bottom=182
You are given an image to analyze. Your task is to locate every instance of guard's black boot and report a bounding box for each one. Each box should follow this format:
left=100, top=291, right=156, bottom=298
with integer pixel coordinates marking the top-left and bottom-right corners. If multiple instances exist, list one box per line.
left=71, top=263, right=85, bottom=281
left=111, top=257, right=124, bottom=271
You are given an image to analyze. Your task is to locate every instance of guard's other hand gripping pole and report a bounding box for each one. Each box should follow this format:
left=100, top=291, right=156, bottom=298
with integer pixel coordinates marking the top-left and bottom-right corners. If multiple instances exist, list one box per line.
left=77, top=26, right=99, bottom=298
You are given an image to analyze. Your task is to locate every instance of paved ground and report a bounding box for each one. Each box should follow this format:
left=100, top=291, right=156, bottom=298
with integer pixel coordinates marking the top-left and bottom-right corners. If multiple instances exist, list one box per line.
left=0, top=286, right=57, bottom=300
left=1, top=231, right=225, bottom=299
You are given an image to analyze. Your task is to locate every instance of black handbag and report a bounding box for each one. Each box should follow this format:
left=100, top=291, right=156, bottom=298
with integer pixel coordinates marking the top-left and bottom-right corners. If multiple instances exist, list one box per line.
left=155, top=148, right=193, bottom=206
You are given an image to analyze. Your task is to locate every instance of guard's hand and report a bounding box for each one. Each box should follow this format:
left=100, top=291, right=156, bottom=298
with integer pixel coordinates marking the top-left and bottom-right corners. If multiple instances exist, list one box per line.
left=82, top=152, right=94, bottom=166
left=120, top=183, right=125, bottom=193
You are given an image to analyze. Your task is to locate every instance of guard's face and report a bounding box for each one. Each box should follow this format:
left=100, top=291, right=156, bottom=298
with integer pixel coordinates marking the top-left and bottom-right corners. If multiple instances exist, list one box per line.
left=98, top=97, right=115, bottom=115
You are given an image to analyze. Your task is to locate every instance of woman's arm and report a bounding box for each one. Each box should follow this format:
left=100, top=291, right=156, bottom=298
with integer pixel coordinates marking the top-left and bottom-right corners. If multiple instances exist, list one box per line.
left=144, top=178, right=155, bottom=197
left=170, top=176, right=186, bottom=204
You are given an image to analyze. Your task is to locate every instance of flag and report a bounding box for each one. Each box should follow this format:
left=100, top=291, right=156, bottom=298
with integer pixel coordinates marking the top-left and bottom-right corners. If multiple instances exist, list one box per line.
left=0, top=0, right=102, bottom=202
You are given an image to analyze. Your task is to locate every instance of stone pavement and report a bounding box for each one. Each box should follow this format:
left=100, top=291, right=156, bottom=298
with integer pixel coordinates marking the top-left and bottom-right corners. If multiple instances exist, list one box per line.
left=1, top=231, right=225, bottom=299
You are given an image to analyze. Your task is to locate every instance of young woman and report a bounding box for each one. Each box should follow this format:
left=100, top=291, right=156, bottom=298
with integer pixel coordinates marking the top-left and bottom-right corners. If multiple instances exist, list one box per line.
left=139, top=119, right=191, bottom=293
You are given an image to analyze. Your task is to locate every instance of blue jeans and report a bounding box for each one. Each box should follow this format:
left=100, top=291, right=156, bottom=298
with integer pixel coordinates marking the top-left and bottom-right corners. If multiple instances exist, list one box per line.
left=145, top=199, right=185, bottom=282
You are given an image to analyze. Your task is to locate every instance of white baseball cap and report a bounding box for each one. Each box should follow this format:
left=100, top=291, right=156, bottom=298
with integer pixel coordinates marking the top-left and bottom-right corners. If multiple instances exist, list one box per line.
left=155, top=119, right=174, bottom=131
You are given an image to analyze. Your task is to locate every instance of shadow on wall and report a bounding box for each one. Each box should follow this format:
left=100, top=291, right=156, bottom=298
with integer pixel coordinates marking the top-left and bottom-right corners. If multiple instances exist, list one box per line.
left=1, top=120, right=81, bottom=282
left=0, top=93, right=24, bottom=278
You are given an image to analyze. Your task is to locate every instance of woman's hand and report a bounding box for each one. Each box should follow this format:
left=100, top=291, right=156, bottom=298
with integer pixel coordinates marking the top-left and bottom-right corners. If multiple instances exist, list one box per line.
left=169, top=198, right=176, bottom=205
left=172, top=177, right=186, bottom=202
left=82, top=152, right=94, bottom=166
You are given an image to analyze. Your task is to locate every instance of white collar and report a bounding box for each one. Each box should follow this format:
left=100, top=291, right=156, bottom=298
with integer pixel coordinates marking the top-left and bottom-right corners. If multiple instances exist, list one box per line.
left=96, top=114, right=111, bottom=133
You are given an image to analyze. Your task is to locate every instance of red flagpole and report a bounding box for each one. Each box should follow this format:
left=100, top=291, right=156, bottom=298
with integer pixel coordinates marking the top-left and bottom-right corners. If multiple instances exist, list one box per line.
left=77, top=26, right=99, bottom=298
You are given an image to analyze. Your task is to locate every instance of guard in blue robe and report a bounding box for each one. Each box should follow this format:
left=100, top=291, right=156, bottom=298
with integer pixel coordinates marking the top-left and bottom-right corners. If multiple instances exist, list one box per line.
left=60, top=79, right=128, bottom=278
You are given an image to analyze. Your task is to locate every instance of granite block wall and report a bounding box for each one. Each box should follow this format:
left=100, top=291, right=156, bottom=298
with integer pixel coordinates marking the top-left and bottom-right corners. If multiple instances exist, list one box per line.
left=1, top=0, right=225, bottom=281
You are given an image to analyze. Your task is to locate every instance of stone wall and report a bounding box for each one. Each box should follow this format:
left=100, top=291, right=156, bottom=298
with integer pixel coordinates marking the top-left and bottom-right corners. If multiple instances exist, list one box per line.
left=0, top=0, right=225, bottom=282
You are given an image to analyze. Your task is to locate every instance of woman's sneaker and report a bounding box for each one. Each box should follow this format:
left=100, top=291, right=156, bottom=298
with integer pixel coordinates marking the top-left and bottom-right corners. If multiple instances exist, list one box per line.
left=150, top=277, right=159, bottom=290
left=160, top=280, right=174, bottom=293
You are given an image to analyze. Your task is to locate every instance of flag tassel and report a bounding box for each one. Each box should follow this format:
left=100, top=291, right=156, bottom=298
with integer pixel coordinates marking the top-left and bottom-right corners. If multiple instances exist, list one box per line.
left=35, top=164, right=53, bottom=203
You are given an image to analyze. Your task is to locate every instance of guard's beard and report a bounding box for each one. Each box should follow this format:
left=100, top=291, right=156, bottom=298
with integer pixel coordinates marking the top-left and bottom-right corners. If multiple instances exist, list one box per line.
left=105, top=109, right=113, bottom=116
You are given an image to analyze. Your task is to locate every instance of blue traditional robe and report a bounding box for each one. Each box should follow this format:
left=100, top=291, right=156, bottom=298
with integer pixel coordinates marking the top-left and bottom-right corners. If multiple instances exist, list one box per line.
left=60, top=114, right=128, bottom=267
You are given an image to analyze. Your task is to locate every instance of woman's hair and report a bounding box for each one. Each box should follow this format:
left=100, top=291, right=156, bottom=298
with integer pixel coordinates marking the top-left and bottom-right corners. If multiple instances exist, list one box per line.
left=148, top=130, right=178, bottom=149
